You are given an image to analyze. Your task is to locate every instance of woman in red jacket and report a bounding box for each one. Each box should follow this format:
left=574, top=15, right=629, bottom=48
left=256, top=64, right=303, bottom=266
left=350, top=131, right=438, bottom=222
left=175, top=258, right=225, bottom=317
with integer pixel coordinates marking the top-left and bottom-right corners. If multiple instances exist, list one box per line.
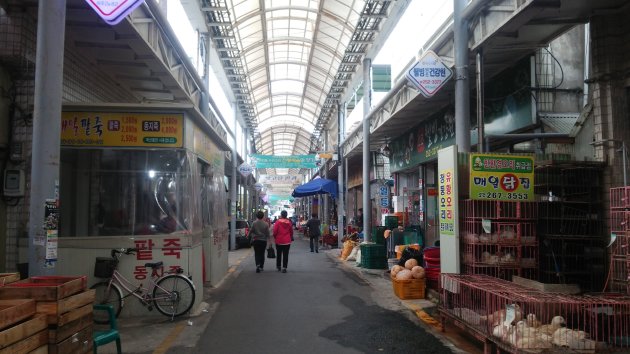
left=272, top=210, right=293, bottom=273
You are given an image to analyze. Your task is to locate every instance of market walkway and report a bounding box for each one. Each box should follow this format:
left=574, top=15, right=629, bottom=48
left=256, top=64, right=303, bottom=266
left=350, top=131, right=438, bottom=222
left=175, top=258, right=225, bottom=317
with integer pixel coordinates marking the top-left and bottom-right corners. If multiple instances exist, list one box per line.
left=96, top=232, right=481, bottom=354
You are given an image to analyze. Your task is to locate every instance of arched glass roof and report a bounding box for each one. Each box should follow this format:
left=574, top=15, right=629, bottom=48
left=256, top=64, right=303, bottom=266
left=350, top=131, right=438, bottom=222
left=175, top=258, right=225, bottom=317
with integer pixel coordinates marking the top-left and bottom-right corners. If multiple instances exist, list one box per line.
left=200, top=0, right=399, bottom=169
left=203, top=0, right=364, bottom=156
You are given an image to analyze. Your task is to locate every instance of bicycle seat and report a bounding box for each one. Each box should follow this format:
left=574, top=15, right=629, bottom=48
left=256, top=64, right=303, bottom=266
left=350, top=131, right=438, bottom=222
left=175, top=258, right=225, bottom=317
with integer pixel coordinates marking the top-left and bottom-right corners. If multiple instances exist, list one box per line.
left=144, top=261, right=163, bottom=269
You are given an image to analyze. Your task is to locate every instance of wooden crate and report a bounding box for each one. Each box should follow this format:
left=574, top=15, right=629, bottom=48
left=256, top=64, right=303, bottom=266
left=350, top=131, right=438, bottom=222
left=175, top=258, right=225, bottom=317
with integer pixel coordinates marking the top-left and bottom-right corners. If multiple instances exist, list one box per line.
left=29, top=345, right=48, bottom=354
left=391, top=277, right=426, bottom=300
left=48, top=325, right=92, bottom=354
left=0, top=273, right=20, bottom=286
left=0, top=299, right=36, bottom=330
left=0, top=314, right=47, bottom=350
left=48, top=304, right=93, bottom=344
left=0, top=276, right=87, bottom=301
left=37, top=289, right=95, bottom=325
left=0, top=329, right=48, bottom=354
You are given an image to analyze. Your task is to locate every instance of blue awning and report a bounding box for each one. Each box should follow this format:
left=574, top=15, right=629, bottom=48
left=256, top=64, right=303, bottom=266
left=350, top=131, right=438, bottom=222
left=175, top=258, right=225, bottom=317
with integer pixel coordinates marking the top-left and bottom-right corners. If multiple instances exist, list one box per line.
left=291, top=178, right=338, bottom=199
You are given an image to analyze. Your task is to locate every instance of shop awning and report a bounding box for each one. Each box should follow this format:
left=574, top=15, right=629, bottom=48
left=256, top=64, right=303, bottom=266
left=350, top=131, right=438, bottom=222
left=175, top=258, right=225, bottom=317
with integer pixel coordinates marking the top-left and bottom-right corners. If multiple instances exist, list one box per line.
left=292, top=178, right=338, bottom=199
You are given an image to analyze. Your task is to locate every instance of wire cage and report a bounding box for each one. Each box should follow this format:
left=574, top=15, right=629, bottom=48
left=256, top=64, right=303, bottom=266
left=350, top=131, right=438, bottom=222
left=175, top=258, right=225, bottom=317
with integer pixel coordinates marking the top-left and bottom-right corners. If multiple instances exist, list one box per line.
left=611, top=187, right=630, bottom=210
left=461, top=200, right=538, bottom=220
left=440, top=274, right=630, bottom=353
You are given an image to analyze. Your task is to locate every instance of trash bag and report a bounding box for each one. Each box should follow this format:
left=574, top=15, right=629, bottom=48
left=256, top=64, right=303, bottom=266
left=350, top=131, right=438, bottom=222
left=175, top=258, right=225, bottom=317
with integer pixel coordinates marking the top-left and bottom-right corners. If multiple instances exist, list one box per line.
left=398, top=247, right=423, bottom=267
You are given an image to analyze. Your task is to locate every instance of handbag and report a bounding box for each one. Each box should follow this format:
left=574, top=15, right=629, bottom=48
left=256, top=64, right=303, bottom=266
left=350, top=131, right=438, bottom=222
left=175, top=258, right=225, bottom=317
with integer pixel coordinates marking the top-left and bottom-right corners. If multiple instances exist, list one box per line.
left=266, top=247, right=276, bottom=259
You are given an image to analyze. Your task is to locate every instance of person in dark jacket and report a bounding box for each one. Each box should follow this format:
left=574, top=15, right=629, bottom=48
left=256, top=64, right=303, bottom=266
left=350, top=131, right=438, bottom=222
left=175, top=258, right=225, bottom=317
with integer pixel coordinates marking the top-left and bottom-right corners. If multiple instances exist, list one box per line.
left=305, top=214, right=321, bottom=253
left=272, top=210, right=293, bottom=273
left=249, top=210, right=271, bottom=273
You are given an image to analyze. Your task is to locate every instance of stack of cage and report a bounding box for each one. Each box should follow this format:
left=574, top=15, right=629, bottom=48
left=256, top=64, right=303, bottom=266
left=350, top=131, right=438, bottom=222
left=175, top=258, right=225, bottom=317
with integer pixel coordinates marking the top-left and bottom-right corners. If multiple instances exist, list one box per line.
left=610, top=186, right=630, bottom=294
left=536, top=163, right=605, bottom=292
left=461, top=200, right=538, bottom=281
left=440, top=274, right=630, bottom=353
left=360, top=243, right=387, bottom=269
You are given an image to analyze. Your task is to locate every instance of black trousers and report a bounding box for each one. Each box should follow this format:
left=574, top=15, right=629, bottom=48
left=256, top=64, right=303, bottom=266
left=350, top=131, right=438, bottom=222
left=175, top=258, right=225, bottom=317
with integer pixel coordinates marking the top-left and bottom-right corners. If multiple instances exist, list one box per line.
left=276, top=244, right=290, bottom=269
left=309, top=235, right=320, bottom=252
left=253, top=240, right=267, bottom=268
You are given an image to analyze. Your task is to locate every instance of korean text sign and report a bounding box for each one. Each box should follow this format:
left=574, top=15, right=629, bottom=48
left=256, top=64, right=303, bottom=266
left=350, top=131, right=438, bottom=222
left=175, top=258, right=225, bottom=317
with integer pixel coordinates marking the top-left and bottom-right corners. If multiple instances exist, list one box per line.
left=439, top=169, right=455, bottom=236
left=61, top=112, right=183, bottom=148
left=469, top=153, right=534, bottom=201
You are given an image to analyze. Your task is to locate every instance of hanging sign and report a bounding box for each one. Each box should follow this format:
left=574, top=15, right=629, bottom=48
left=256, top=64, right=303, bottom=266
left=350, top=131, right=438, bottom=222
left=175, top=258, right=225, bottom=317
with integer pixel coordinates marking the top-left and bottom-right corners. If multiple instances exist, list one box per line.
left=254, top=182, right=264, bottom=191
left=406, top=50, right=453, bottom=98
left=238, top=162, right=254, bottom=177
left=259, top=174, right=303, bottom=185
left=85, top=0, right=145, bottom=25
left=61, top=112, right=183, bottom=148
left=250, top=154, right=318, bottom=169
left=469, top=153, right=534, bottom=201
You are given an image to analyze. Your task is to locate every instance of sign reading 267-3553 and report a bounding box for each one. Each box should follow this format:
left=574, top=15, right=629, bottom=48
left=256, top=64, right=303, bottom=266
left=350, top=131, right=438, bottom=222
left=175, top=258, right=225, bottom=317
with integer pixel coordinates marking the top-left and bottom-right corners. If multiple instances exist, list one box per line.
left=469, top=153, right=534, bottom=201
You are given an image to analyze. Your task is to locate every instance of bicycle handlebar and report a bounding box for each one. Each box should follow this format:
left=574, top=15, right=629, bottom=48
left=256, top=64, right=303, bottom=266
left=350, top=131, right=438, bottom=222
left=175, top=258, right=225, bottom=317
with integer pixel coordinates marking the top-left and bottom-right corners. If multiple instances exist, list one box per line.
left=111, top=248, right=138, bottom=258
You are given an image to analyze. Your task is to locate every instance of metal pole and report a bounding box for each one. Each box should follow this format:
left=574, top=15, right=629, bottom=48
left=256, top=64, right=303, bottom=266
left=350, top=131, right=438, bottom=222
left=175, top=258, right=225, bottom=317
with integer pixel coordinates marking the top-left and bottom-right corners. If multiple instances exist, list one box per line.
left=337, top=102, right=345, bottom=246
left=454, top=0, right=471, bottom=152
left=28, top=0, right=66, bottom=275
left=230, top=106, right=237, bottom=250
left=476, top=49, right=485, bottom=152
left=362, top=58, right=372, bottom=242
left=323, top=129, right=329, bottom=224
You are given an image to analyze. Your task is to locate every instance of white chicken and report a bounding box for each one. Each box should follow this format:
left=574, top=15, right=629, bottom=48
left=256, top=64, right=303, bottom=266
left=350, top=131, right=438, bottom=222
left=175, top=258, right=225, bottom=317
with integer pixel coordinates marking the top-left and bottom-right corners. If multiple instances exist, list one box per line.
left=525, top=313, right=541, bottom=328
left=552, top=327, right=596, bottom=350
left=482, top=304, right=523, bottom=326
left=538, top=315, right=566, bottom=336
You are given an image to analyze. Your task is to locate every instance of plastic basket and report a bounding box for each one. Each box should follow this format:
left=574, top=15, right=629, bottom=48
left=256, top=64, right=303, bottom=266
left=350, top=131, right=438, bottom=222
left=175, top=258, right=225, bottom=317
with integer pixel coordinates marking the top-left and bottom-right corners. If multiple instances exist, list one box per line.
left=94, top=257, right=118, bottom=278
left=391, top=277, right=426, bottom=299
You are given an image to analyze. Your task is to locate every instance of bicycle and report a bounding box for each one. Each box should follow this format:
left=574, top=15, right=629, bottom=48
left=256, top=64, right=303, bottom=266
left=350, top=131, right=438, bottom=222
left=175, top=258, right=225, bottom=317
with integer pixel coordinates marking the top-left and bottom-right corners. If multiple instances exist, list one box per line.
left=91, top=248, right=196, bottom=324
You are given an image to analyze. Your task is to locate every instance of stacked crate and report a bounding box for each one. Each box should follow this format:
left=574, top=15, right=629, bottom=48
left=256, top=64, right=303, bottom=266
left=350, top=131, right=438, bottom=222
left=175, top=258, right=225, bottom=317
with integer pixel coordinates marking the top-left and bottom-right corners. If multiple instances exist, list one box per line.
left=1, top=273, right=48, bottom=353
left=460, top=200, right=538, bottom=281
left=0, top=276, right=95, bottom=354
left=536, top=163, right=605, bottom=292
left=610, top=186, right=630, bottom=294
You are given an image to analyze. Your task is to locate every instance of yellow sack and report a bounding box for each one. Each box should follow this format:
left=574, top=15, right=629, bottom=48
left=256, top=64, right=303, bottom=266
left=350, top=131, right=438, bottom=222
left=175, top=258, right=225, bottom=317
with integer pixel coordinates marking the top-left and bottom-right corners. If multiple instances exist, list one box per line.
left=340, top=240, right=355, bottom=260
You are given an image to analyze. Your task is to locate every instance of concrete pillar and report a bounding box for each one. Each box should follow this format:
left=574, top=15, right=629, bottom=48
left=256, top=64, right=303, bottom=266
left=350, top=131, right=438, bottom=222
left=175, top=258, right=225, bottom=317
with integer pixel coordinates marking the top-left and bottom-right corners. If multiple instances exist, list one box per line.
left=28, top=0, right=67, bottom=275
left=362, top=58, right=371, bottom=241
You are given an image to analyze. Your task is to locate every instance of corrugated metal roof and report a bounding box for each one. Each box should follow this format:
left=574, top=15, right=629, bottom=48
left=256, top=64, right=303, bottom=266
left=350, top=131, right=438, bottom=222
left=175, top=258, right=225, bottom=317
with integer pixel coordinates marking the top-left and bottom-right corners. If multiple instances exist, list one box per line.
left=540, top=112, right=579, bottom=135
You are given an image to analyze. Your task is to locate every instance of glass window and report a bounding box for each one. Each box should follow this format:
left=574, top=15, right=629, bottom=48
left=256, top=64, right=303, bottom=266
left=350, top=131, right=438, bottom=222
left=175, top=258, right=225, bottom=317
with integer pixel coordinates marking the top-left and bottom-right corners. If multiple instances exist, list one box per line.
left=60, top=149, right=195, bottom=237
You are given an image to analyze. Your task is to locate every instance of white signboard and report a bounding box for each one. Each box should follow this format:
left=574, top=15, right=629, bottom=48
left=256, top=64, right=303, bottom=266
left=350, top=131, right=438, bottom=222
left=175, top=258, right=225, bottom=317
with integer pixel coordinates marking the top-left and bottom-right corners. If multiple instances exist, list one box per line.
left=260, top=174, right=302, bottom=185
left=406, top=50, right=453, bottom=98
left=238, top=162, right=254, bottom=177
left=85, top=0, right=145, bottom=25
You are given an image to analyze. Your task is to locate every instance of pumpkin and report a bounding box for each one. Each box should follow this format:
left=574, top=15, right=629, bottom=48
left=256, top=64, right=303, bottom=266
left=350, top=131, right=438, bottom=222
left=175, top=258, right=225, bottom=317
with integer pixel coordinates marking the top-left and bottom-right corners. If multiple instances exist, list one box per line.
left=405, top=258, right=419, bottom=270
left=396, top=269, right=413, bottom=280
left=411, top=265, right=425, bottom=279
left=391, top=265, right=404, bottom=277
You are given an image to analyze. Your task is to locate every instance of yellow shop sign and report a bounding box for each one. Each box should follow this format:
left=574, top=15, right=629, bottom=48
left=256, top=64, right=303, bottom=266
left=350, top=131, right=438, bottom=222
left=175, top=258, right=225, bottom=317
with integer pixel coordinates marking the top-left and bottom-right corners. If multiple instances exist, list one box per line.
left=61, top=112, right=183, bottom=148
left=469, top=153, right=534, bottom=201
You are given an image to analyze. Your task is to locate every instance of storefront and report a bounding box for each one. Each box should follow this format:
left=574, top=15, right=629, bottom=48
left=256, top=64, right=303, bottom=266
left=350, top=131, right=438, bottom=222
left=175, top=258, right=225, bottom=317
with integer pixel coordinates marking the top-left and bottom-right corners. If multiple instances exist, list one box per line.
left=43, top=106, right=229, bottom=316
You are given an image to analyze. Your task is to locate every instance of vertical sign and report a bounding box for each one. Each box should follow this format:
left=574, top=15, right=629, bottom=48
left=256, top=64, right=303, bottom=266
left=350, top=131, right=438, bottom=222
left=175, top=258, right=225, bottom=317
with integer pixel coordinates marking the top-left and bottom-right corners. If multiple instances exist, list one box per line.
left=438, top=146, right=460, bottom=273
left=44, top=199, right=59, bottom=267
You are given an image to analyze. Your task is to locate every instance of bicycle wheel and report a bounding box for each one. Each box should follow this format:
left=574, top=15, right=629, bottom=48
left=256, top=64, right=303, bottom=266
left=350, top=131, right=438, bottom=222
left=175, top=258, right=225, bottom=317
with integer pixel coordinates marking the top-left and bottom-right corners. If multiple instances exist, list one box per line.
left=153, top=274, right=195, bottom=318
left=91, top=282, right=123, bottom=324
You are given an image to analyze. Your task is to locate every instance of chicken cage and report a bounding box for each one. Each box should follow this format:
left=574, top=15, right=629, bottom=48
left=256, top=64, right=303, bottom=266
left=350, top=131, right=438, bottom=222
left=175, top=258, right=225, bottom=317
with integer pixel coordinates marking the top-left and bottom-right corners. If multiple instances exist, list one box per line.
left=440, top=274, right=630, bottom=353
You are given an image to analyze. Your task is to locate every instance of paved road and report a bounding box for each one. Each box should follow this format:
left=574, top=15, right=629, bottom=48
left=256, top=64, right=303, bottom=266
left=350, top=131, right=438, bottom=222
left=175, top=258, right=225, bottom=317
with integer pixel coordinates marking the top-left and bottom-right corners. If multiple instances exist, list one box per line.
left=166, top=234, right=454, bottom=354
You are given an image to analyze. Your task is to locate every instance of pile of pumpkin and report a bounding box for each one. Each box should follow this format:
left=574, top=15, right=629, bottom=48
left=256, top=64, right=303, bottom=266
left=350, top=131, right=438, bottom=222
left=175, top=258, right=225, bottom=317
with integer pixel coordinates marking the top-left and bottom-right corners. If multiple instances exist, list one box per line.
left=391, top=258, right=426, bottom=280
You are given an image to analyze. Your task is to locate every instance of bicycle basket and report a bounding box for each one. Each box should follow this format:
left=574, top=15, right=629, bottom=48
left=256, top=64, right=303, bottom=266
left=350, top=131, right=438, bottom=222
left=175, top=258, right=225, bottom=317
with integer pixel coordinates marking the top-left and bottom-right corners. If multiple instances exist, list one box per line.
left=94, top=257, right=118, bottom=278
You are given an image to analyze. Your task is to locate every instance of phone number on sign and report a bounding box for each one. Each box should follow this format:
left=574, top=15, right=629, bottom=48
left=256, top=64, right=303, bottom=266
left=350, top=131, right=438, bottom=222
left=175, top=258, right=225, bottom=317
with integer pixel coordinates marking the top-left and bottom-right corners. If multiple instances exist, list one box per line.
left=476, top=192, right=529, bottom=200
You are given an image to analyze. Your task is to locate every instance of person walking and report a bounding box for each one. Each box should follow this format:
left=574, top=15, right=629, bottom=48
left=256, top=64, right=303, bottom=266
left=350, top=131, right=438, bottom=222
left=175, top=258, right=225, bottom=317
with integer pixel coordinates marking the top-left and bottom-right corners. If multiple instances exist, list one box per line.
left=272, top=210, right=293, bottom=273
left=305, top=214, right=321, bottom=253
left=249, top=211, right=271, bottom=273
